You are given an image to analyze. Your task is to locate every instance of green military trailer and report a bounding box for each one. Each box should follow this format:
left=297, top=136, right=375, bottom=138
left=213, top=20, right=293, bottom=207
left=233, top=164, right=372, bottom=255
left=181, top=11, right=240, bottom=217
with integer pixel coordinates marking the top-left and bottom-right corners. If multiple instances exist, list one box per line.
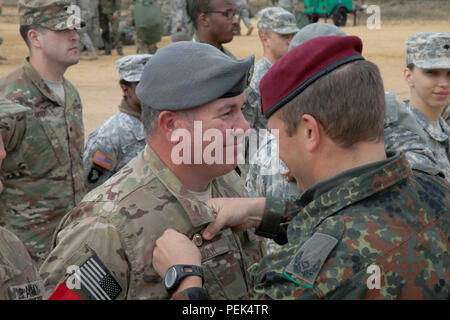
left=303, top=0, right=361, bottom=27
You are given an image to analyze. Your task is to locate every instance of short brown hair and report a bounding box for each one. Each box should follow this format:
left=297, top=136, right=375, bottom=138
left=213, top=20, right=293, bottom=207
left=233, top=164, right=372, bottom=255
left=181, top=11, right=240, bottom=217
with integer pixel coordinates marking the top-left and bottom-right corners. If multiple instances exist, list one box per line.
left=276, top=60, right=386, bottom=149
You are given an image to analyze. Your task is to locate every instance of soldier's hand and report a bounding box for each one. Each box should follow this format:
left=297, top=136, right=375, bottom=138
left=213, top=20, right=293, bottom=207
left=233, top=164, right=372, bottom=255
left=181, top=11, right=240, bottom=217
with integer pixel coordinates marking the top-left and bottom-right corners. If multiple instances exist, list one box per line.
left=203, top=197, right=266, bottom=240
left=113, top=11, right=119, bottom=20
left=153, top=229, right=202, bottom=279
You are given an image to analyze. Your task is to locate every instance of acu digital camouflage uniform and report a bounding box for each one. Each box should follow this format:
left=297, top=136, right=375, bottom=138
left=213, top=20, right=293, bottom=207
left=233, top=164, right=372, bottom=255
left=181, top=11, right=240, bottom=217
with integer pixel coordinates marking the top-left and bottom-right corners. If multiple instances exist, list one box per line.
left=247, top=152, right=449, bottom=299
left=442, top=102, right=450, bottom=126
left=0, top=1, right=86, bottom=265
left=83, top=54, right=151, bottom=191
left=234, top=0, right=253, bottom=36
left=40, top=145, right=265, bottom=299
left=0, top=99, right=44, bottom=301
left=157, top=0, right=173, bottom=36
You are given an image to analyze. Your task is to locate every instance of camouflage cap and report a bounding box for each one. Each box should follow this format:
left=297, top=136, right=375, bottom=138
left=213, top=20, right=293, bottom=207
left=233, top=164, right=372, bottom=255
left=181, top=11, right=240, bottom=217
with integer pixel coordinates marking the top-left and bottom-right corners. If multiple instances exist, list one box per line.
left=116, top=54, right=153, bottom=82
left=0, top=97, right=30, bottom=119
left=19, top=0, right=85, bottom=31
left=257, top=7, right=299, bottom=35
left=406, top=33, right=450, bottom=69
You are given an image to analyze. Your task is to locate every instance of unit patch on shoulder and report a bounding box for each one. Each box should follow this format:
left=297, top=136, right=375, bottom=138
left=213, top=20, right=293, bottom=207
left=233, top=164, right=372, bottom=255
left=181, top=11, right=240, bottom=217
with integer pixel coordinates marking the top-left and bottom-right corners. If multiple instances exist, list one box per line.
left=92, top=150, right=115, bottom=171
left=284, top=232, right=338, bottom=288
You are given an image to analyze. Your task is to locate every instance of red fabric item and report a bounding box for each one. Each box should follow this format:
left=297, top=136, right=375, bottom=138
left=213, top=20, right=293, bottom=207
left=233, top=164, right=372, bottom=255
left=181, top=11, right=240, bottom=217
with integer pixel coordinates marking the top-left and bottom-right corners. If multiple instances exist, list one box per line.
left=48, top=283, right=83, bottom=300
left=260, top=35, right=364, bottom=118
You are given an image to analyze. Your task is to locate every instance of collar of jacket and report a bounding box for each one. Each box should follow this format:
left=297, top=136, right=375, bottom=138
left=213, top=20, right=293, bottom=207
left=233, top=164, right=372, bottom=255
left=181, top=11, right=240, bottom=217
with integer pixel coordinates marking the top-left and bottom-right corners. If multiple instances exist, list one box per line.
left=22, top=57, right=67, bottom=107
left=143, top=145, right=242, bottom=228
left=118, top=98, right=141, bottom=119
left=290, top=152, right=411, bottom=241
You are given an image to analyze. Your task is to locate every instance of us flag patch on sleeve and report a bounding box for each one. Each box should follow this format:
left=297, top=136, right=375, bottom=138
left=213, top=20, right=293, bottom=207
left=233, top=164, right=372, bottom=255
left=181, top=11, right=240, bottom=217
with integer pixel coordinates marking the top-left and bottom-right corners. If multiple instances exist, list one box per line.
left=73, top=254, right=122, bottom=300
left=92, top=150, right=114, bottom=171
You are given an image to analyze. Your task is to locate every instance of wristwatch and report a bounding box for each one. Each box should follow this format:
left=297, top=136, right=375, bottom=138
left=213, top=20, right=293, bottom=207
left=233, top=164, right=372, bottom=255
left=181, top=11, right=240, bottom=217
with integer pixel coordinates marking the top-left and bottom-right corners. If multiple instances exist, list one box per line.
left=164, top=265, right=204, bottom=294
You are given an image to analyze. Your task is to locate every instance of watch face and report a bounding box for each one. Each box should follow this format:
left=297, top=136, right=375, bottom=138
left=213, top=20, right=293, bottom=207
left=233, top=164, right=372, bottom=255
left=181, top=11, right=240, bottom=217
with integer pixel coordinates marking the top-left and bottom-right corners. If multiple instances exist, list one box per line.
left=165, top=267, right=177, bottom=289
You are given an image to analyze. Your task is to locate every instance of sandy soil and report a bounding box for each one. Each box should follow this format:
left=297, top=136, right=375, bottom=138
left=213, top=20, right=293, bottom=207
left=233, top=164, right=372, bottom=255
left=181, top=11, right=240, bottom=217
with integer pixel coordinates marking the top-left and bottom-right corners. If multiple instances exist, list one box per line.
left=0, top=6, right=449, bottom=138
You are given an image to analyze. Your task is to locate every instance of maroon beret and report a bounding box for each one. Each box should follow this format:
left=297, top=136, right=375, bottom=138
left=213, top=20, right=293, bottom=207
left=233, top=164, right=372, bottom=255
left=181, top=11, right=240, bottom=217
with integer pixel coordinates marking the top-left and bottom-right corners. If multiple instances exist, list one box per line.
left=260, top=35, right=364, bottom=118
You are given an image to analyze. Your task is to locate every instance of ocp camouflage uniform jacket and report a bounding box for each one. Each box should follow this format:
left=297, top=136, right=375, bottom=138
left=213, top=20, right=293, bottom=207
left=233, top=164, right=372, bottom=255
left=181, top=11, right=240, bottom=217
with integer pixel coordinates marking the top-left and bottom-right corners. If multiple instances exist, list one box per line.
left=0, top=227, right=44, bottom=300
left=250, top=153, right=449, bottom=299
left=40, top=145, right=265, bottom=300
left=0, top=58, right=86, bottom=265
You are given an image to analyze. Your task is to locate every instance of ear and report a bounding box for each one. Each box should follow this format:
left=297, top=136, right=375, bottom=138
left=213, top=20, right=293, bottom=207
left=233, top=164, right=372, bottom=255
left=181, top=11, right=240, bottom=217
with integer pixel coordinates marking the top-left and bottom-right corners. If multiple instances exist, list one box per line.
left=27, top=29, right=43, bottom=49
left=198, top=13, right=210, bottom=28
left=404, top=67, right=414, bottom=88
left=120, top=84, right=130, bottom=98
left=259, top=31, right=270, bottom=48
left=158, top=111, right=188, bottom=144
left=300, top=114, right=321, bottom=153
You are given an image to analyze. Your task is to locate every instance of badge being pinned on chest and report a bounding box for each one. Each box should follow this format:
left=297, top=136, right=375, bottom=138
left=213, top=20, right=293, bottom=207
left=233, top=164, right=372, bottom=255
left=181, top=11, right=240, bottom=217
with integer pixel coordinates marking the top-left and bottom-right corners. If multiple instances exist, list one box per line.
left=283, top=232, right=338, bottom=289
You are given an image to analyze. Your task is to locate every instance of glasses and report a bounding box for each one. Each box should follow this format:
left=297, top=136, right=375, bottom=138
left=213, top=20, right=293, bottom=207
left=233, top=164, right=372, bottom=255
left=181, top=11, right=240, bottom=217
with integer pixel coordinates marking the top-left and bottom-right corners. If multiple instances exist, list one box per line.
left=203, top=10, right=237, bottom=19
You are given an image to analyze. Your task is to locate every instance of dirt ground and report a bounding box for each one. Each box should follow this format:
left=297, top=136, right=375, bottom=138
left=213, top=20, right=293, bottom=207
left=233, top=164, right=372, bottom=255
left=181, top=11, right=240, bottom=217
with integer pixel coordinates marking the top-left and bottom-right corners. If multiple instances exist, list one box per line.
left=0, top=6, right=449, bottom=138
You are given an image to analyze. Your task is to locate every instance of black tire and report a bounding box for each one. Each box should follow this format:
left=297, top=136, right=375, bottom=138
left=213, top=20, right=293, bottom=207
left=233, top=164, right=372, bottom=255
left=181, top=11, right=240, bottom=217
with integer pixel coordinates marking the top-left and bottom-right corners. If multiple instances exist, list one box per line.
left=310, top=14, right=319, bottom=23
left=333, top=7, right=347, bottom=26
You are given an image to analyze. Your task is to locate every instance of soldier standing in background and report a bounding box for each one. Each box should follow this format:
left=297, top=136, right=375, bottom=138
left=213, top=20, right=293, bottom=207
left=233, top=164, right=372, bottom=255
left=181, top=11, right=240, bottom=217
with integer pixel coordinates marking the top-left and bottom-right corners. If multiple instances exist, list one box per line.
left=0, top=0, right=86, bottom=265
left=83, top=54, right=152, bottom=191
left=73, top=0, right=99, bottom=60
left=171, top=0, right=195, bottom=41
left=384, top=33, right=450, bottom=181
left=0, top=98, right=44, bottom=301
left=99, top=0, right=123, bottom=55
left=234, top=0, right=253, bottom=36
left=126, top=0, right=163, bottom=54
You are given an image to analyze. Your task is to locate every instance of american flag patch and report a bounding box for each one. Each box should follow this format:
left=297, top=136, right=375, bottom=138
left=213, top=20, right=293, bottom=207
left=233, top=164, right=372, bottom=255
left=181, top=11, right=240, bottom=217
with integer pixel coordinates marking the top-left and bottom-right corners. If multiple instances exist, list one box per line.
left=92, top=150, right=114, bottom=170
left=73, top=255, right=122, bottom=300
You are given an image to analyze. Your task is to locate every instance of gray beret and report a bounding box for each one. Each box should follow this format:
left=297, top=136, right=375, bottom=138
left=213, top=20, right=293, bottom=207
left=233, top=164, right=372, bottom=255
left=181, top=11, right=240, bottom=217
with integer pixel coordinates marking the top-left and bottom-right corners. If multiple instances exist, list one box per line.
left=116, top=54, right=153, bottom=82
left=136, top=41, right=255, bottom=110
left=288, top=23, right=347, bottom=51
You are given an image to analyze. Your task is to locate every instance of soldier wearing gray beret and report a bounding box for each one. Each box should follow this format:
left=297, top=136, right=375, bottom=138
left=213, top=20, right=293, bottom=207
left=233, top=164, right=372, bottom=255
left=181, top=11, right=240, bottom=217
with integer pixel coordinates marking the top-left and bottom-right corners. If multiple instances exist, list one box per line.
left=136, top=41, right=254, bottom=110
left=41, top=42, right=265, bottom=300
left=83, top=54, right=153, bottom=191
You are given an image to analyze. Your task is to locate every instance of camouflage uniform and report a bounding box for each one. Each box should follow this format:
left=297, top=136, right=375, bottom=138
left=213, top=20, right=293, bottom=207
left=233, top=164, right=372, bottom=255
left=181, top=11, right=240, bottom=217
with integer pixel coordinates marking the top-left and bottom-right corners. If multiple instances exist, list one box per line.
left=442, top=102, right=450, bottom=126
left=384, top=100, right=450, bottom=182
left=0, top=99, right=44, bottom=300
left=84, top=54, right=151, bottom=191
left=40, top=145, right=265, bottom=299
left=0, top=57, right=86, bottom=264
left=243, top=7, right=299, bottom=131
left=0, top=227, right=44, bottom=300
left=73, top=0, right=100, bottom=59
left=246, top=131, right=298, bottom=200
left=247, top=153, right=449, bottom=299
left=234, top=0, right=253, bottom=35
left=171, top=0, right=194, bottom=40
left=99, top=0, right=123, bottom=54
left=83, top=100, right=145, bottom=191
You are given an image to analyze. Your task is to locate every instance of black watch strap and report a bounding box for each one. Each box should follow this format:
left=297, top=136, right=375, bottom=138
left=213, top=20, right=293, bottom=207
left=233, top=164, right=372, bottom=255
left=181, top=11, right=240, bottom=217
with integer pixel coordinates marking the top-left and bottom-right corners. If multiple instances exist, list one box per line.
left=166, top=265, right=204, bottom=294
